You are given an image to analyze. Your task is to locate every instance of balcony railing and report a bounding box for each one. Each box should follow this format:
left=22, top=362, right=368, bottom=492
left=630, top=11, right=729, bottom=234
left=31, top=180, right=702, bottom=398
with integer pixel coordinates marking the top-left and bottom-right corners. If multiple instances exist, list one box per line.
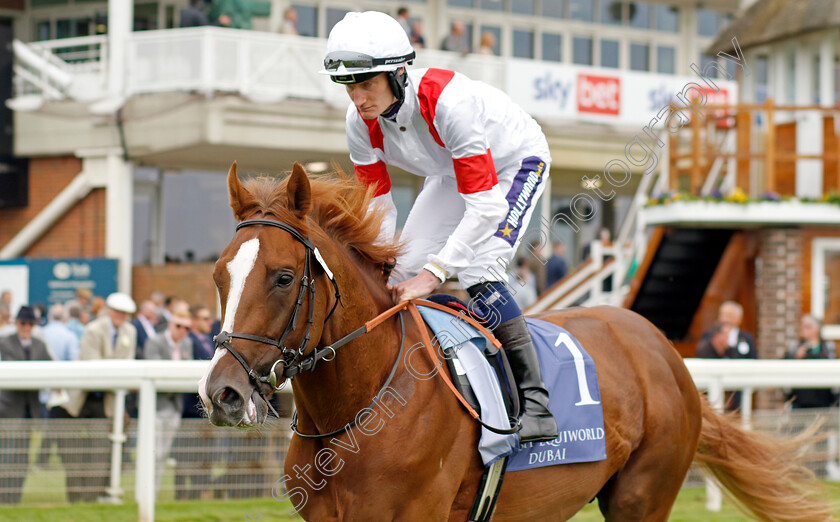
left=667, top=99, right=840, bottom=198
left=13, top=27, right=506, bottom=109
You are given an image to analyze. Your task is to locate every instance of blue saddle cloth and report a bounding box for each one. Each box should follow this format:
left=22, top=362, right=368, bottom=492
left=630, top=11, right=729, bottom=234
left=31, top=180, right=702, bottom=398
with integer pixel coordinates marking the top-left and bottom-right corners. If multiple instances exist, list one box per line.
left=417, top=303, right=606, bottom=471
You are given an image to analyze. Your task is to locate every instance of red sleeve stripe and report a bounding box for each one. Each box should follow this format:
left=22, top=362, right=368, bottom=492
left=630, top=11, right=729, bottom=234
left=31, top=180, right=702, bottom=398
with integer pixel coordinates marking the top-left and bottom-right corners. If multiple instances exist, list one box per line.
left=354, top=161, right=391, bottom=197
left=361, top=115, right=384, bottom=151
left=453, top=149, right=498, bottom=194
left=417, top=68, right=455, bottom=149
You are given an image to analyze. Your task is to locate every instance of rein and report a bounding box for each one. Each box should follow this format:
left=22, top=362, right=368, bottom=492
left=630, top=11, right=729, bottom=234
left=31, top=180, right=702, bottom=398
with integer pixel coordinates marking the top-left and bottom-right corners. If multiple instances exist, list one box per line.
left=214, top=217, right=519, bottom=437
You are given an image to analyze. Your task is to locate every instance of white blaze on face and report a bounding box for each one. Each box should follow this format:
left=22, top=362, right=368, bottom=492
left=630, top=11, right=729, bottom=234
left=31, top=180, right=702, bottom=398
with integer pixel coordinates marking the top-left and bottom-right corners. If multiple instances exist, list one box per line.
left=198, top=238, right=261, bottom=410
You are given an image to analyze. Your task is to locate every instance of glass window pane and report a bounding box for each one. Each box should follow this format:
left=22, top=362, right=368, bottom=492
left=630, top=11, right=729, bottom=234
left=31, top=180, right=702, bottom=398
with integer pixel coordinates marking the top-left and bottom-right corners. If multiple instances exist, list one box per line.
left=513, top=29, right=534, bottom=59
left=569, top=0, right=593, bottom=22
left=630, top=43, right=649, bottom=71
left=511, top=0, right=536, bottom=15
left=628, top=2, right=651, bottom=29
left=700, top=53, right=718, bottom=78
left=656, top=5, right=679, bottom=32
left=601, top=39, right=619, bottom=68
left=542, top=33, right=562, bottom=62
left=327, top=8, right=350, bottom=34
left=36, top=21, right=51, bottom=41
left=696, top=8, right=718, bottom=37
left=481, top=0, right=503, bottom=11
left=573, top=36, right=593, bottom=65
left=657, top=45, right=675, bottom=74
left=292, top=4, right=317, bottom=37
left=600, top=1, right=621, bottom=25
left=542, top=0, right=564, bottom=18
left=823, top=250, right=840, bottom=325
left=479, top=26, right=501, bottom=55
left=448, top=0, right=473, bottom=7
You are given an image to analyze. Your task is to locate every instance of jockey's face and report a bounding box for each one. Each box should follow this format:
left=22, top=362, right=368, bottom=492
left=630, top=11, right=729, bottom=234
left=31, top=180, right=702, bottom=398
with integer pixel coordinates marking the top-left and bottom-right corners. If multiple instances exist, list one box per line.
left=345, top=73, right=396, bottom=120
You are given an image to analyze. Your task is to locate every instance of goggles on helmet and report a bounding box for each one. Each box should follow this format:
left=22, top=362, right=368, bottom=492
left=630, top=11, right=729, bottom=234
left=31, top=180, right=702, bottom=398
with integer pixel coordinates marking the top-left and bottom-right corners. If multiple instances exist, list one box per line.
left=323, top=50, right=416, bottom=72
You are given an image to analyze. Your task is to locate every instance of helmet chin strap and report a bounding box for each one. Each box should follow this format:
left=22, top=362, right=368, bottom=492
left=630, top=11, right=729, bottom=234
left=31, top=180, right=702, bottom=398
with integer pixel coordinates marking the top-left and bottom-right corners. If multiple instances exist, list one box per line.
left=385, top=68, right=408, bottom=110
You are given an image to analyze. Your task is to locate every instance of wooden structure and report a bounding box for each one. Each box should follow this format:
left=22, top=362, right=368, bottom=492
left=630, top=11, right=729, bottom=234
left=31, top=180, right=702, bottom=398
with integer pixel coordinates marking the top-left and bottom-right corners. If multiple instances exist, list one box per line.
left=668, top=100, right=840, bottom=197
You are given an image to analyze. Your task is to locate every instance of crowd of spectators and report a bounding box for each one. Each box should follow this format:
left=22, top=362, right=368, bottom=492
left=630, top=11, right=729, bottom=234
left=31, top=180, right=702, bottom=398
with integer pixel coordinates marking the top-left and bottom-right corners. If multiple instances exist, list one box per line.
left=0, top=288, right=221, bottom=504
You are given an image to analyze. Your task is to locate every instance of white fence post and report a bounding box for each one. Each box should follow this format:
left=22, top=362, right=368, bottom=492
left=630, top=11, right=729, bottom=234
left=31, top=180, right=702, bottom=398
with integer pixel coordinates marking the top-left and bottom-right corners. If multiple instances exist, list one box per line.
left=136, top=379, right=157, bottom=522
left=705, top=378, right=724, bottom=512
left=104, top=389, right=127, bottom=503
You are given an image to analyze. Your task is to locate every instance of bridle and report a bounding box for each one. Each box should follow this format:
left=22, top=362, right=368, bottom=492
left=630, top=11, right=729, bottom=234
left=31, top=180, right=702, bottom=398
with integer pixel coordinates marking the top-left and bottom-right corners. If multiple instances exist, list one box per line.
left=213, top=218, right=344, bottom=418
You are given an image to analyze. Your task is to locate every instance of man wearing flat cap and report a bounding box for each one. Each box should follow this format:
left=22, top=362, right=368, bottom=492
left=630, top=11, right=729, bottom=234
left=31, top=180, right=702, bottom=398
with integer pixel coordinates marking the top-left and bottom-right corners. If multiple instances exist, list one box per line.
left=58, top=292, right=137, bottom=502
left=0, top=306, right=52, bottom=503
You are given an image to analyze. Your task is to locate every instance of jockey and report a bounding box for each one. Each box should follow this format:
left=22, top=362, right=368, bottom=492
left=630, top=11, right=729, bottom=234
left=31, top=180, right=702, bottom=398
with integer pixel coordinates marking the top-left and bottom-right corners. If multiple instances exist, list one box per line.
left=322, top=11, right=558, bottom=444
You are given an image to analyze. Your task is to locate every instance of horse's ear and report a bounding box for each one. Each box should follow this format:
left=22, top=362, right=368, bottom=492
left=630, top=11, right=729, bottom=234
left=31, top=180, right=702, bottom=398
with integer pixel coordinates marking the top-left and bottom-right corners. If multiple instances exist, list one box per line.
left=228, top=161, right=257, bottom=221
left=287, top=162, right=312, bottom=219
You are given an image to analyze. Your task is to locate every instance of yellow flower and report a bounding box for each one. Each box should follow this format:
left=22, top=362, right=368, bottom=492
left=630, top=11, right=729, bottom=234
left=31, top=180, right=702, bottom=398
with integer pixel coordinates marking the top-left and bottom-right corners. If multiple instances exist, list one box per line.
left=725, top=187, right=747, bottom=203
left=672, top=193, right=682, bottom=201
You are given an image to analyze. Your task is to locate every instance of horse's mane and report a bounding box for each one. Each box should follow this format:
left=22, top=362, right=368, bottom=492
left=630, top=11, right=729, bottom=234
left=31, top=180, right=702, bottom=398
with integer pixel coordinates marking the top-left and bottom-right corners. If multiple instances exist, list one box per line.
left=242, top=169, right=401, bottom=267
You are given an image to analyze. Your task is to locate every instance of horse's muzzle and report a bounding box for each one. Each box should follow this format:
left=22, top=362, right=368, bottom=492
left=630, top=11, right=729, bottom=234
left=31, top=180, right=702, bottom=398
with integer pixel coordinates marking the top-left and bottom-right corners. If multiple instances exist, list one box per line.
left=209, top=386, right=268, bottom=428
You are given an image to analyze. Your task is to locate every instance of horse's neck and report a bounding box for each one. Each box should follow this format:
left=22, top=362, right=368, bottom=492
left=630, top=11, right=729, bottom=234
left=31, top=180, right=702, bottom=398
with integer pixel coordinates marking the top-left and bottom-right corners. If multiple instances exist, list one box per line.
left=293, top=251, right=402, bottom=432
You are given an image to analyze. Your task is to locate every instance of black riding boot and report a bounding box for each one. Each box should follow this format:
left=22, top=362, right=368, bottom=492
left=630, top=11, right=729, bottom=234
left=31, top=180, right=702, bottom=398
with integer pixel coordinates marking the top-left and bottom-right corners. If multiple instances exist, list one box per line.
left=494, top=316, right=558, bottom=443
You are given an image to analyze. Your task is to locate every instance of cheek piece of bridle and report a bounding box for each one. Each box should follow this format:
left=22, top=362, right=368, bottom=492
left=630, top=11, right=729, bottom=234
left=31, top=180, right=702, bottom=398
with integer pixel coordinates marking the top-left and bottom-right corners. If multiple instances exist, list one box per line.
left=213, top=218, right=345, bottom=419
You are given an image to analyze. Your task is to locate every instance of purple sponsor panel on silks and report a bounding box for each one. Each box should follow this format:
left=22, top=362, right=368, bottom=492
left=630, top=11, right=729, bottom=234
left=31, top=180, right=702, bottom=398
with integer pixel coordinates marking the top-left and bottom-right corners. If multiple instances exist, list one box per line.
left=506, top=318, right=606, bottom=471
left=493, top=156, right=547, bottom=247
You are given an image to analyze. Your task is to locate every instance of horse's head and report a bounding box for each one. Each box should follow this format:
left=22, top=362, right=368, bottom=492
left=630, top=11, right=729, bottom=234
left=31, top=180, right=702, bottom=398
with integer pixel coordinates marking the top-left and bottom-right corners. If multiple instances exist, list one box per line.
left=199, top=161, right=338, bottom=428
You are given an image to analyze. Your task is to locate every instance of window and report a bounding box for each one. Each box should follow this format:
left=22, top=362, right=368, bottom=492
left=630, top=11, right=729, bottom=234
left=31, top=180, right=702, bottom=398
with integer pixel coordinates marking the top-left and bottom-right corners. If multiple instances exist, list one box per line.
left=601, top=39, right=619, bottom=68
left=542, top=33, right=562, bottom=62
left=628, top=2, right=652, bottom=29
left=511, top=0, right=536, bottom=15
left=835, top=55, right=839, bottom=105
left=657, top=45, right=675, bottom=74
left=655, top=5, right=679, bottom=32
left=811, top=239, right=840, bottom=339
left=754, top=55, right=768, bottom=103
left=481, top=0, right=503, bottom=11
left=56, top=18, right=91, bottom=39
left=696, top=8, right=719, bottom=37
left=813, top=54, right=821, bottom=104
left=292, top=4, right=317, bottom=37
left=569, top=0, right=594, bottom=22
left=513, top=29, right=534, bottom=59
left=479, top=25, right=501, bottom=55
left=700, top=54, right=718, bottom=78
left=327, top=8, right=350, bottom=34
left=542, top=0, right=565, bottom=18
left=786, top=50, right=796, bottom=104
left=600, top=1, right=622, bottom=25
left=35, top=20, right=51, bottom=40
left=573, top=36, right=593, bottom=65
left=448, top=0, right=473, bottom=7
left=630, top=43, right=649, bottom=71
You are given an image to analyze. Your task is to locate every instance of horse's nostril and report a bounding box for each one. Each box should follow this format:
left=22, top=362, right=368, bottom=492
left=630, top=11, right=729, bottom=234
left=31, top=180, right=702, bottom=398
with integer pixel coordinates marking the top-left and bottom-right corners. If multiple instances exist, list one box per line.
left=215, top=386, right=244, bottom=414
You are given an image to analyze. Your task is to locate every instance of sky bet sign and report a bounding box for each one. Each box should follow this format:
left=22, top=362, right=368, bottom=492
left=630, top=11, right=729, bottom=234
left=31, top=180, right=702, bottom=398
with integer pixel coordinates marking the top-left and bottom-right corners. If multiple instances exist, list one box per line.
left=513, top=60, right=736, bottom=126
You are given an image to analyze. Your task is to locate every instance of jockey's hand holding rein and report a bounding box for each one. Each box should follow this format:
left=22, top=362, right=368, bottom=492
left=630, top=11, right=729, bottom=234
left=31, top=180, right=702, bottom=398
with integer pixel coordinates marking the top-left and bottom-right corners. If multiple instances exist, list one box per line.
left=389, top=269, right=441, bottom=303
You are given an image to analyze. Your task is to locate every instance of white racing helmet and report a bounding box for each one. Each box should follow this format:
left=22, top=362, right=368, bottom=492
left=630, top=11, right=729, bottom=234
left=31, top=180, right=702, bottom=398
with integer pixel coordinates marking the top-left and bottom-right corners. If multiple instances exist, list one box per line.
left=321, top=11, right=415, bottom=86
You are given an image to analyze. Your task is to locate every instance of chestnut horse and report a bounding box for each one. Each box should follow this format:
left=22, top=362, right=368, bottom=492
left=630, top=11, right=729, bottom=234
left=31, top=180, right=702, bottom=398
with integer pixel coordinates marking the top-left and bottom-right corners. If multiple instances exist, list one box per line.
left=200, top=162, right=832, bottom=521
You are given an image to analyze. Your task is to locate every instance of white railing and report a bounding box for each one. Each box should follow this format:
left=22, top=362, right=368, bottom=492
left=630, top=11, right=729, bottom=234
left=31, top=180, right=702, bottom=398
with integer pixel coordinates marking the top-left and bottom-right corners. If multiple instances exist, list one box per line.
left=1, top=358, right=840, bottom=518
left=0, top=360, right=290, bottom=521
left=13, top=28, right=506, bottom=108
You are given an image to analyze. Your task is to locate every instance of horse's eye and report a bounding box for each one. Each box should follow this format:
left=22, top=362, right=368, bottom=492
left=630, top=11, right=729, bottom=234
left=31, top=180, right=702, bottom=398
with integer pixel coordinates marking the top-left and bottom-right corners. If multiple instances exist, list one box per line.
left=275, top=274, right=295, bottom=287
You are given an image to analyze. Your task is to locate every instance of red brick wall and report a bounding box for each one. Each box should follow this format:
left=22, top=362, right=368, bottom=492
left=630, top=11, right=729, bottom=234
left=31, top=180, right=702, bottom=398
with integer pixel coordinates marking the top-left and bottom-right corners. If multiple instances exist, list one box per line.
left=755, top=228, right=803, bottom=408
left=132, top=263, right=219, bottom=312
left=0, top=156, right=106, bottom=258
left=756, top=228, right=802, bottom=359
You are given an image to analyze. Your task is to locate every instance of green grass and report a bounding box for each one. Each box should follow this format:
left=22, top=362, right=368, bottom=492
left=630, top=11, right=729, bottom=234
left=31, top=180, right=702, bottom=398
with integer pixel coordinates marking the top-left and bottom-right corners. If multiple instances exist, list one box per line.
left=2, top=485, right=839, bottom=521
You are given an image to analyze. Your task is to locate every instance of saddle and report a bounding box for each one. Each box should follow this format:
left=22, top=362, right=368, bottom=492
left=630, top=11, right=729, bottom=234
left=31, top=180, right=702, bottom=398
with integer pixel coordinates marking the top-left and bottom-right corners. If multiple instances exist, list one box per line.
left=424, top=294, right=521, bottom=421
